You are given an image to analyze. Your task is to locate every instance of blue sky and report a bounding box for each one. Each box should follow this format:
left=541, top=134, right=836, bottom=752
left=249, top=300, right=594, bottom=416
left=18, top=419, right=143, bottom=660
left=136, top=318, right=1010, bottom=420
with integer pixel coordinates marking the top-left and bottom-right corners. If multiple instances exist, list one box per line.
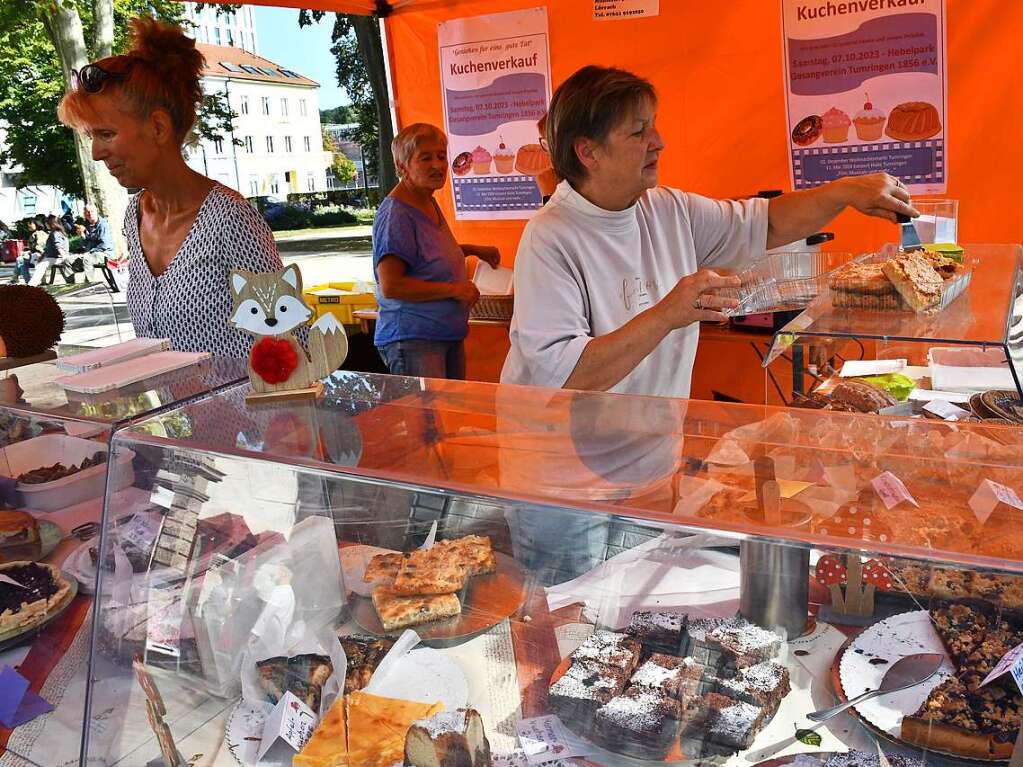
left=253, top=6, right=350, bottom=109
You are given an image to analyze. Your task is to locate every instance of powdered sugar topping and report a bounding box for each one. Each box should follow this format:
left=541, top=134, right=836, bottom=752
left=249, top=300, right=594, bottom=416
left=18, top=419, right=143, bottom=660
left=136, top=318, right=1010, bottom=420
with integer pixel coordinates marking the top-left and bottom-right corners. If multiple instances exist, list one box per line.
left=414, top=709, right=468, bottom=737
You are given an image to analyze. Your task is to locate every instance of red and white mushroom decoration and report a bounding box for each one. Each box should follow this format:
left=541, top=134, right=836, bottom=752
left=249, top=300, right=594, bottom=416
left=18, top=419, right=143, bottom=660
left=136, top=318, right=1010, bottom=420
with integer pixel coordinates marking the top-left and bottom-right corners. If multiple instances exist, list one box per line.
left=859, top=559, right=894, bottom=613
left=815, top=554, right=848, bottom=612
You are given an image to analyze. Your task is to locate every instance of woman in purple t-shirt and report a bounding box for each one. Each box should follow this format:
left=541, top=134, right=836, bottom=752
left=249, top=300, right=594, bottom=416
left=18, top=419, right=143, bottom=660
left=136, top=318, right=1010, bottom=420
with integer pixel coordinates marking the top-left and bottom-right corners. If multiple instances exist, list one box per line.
left=373, top=123, right=500, bottom=380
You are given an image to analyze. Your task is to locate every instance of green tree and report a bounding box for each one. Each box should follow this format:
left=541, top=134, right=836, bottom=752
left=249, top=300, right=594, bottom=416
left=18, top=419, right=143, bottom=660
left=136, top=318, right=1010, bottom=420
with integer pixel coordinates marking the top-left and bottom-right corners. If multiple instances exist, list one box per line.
left=320, top=104, right=358, bottom=125
left=0, top=0, right=237, bottom=251
left=323, top=128, right=357, bottom=184
left=300, top=11, right=396, bottom=193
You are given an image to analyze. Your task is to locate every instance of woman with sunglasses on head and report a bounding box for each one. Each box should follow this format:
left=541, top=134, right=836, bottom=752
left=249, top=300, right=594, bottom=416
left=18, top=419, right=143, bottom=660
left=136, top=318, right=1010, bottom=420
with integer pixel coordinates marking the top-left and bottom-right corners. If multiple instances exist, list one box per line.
left=57, top=18, right=284, bottom=358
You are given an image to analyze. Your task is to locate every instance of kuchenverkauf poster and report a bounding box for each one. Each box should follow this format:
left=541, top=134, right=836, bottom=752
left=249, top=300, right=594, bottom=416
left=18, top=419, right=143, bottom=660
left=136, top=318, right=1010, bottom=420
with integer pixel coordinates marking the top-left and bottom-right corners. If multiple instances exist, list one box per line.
left=781, top=0, right=948, bottom=194
left=438, top=7, right=552, bottom=220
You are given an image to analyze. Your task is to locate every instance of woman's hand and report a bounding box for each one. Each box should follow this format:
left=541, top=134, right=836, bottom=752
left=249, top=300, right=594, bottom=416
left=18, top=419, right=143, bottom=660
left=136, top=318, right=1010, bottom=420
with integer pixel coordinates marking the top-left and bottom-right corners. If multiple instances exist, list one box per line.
left=654, top=270, right=741, bottom=330
left=837, top=173, right=918, bottom=224
left=451, top=279, right=480, bottom=309
left=461, top=243, right=501, bottom=268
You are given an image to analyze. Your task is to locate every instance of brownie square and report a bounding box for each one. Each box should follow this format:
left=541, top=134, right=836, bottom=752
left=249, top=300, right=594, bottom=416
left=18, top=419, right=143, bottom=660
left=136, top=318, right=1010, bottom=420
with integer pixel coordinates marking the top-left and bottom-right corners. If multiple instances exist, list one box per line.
left=630, top=653, right=692, bottom=699
left=702, top=692, right=767, bottom=753
left=593, top=687, right=683, bottom=760
left=569, top=630, right=641, bottom=676
left=711, top=661, right=790, bottom=709
left=626, top=610, right=687, bottom=655
left=548, top=661, right=627, bottom=727
left=705, top=617, right=782, bottom=668
left=686, top=616, right=735, bottom=666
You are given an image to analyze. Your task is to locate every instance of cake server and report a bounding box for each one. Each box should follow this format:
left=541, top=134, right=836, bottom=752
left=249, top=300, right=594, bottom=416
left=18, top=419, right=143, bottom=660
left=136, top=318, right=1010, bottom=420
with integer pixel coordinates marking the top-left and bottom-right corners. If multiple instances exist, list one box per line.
left=806, top=652, right=944, bottom=722
left=898, top=212, right=924, bottom=252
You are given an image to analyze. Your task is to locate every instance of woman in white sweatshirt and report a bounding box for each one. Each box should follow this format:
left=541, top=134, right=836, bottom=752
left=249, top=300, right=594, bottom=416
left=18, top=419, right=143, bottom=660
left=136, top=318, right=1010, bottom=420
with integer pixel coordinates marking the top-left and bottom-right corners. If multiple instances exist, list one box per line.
left=502, top=64, right=917, bottom=399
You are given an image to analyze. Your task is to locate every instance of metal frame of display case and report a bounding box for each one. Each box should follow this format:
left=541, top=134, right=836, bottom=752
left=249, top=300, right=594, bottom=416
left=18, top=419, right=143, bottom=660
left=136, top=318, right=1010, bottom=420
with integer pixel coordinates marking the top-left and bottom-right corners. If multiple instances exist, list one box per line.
left=764, top=244, right=1023, bottom=401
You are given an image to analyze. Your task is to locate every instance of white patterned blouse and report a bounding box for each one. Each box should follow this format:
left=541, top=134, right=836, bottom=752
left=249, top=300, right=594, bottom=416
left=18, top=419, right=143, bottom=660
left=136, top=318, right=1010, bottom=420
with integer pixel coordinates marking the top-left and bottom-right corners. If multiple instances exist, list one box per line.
left=125, top=185, right=283, bottom=358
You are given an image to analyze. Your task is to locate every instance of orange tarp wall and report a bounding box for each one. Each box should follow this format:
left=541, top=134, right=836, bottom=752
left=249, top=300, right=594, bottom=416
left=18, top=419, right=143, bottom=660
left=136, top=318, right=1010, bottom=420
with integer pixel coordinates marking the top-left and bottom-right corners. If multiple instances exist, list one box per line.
left=384, top=0, right=1022, bottom=264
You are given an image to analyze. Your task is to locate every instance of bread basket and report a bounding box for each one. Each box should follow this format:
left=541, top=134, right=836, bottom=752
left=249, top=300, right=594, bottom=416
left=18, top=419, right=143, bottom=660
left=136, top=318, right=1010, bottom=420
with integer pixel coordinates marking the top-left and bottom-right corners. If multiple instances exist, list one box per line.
left=470, top=294, right=514, bottom=321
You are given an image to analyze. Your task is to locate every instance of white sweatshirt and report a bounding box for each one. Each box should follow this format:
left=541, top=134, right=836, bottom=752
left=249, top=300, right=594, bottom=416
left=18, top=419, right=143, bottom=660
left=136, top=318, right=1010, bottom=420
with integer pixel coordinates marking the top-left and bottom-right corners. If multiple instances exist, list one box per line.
left=501, top=180, right=769, bottom=398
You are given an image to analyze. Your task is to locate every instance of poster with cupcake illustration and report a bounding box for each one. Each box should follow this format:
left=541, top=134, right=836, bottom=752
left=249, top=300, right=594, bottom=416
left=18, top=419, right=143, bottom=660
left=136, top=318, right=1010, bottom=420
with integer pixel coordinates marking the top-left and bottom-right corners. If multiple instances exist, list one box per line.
left=439, top=7, right=553, bottom=220
left=781, top=0, right=947, bottom=194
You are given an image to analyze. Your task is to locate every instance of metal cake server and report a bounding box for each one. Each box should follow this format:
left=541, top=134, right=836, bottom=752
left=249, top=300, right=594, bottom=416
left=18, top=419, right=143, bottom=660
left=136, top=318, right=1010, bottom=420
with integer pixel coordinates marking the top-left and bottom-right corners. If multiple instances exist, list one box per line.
left=806, top=652, right=945, bottom=723
left=898, top=212, right=924, bottom=252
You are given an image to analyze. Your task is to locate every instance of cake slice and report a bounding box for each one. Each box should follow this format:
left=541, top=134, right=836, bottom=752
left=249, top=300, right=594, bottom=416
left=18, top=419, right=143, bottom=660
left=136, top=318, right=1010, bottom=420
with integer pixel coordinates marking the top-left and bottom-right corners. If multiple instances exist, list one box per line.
left=346, top=691, right=442, bottom=767
left=930, top=604, right=990, bottom=665
left=438, top=535, right=497, bottom=576
left=710, top=661, right=790, bottom=710
left=371, top=587, right=461, bottom=631
left=569, top=630, right=641, bottom=676
left=293, top=694, right=347, bottom=767
left=547, top=661, right=627, bottom=724
left=702, top=692, right=768, bottom=753
left=630, top=653, right=709, bottom=701
left=392, top=548, right=470, bottom=596
left=593, top=687, right=683, bottom=760
left=404, top=708, right=492, bottom=767
left=881, top=253, right=943, bottom=312
left=364, top=552, right=403, bottom=584
left=625, top=610, right=687, bottom=655
left=0, top=510, right=41, bottom=562
left=685, top=616, right=736, bottom=666
left=704, top=617, right=782, bottom=668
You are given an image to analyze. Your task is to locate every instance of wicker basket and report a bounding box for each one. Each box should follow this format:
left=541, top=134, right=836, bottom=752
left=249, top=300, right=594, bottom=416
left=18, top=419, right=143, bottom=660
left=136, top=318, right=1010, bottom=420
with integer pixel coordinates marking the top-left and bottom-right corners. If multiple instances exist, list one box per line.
left=471, top=293, right=514, bottom=321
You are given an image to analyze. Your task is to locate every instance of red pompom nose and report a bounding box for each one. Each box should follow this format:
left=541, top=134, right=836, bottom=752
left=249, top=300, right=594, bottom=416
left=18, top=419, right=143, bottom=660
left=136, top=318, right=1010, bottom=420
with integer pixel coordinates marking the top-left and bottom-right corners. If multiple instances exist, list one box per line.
left=250, top=336, right=299, bottom=384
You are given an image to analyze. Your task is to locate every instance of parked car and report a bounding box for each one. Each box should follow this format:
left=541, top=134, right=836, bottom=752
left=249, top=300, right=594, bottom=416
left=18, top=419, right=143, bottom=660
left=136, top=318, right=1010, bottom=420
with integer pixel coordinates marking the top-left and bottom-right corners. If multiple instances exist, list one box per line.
left=247, top=195, right=287, bottom=219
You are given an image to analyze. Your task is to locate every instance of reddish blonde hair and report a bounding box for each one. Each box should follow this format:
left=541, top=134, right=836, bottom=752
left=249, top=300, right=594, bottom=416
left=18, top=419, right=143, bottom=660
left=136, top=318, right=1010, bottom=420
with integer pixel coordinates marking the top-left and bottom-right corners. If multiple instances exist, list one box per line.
left=58, top=17, right=205, bottom=144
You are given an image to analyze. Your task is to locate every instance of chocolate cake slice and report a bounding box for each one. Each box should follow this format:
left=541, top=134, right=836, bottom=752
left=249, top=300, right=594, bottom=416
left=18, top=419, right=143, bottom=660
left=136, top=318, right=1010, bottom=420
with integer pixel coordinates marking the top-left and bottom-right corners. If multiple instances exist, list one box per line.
left=701, top=692, right=768, bottom=753
left=569, top=630, right=641, bottom=676
left=625, top=610, right=687, bottom=655
left=593, top=686, right=683, bottom=760
left=686, top=616, right=736, bottom=666
left=710, top=661, right=790, bottom=710
left=547, top=661, right=627, bottom=726
left=705, top=617, right=782, bottom=668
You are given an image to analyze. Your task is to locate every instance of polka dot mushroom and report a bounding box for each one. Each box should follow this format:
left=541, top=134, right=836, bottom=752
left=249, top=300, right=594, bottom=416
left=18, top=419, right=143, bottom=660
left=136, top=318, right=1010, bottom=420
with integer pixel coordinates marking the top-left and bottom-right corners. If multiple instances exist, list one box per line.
left=860, top=559, right=894, bottom=614
left=815, top=554, right=848, bottom=613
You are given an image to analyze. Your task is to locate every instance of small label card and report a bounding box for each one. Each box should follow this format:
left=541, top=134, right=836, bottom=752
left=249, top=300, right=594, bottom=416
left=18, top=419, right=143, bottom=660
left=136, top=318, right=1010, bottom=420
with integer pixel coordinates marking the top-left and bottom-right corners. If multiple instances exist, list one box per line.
left=924, top=399, right=970, bottom=421
left=970, top=479, right=1023, bottom=524
left=256, top=691, right=318, bottom=762
left=840, top=359, right=907, bottom=377
left=516, top=715, right=597, bottom=764
left=980, top=642, right=1023, bottom=690
left=871, top=471, right=919, bottom=510
left=909, top=388, right=971, bottom=404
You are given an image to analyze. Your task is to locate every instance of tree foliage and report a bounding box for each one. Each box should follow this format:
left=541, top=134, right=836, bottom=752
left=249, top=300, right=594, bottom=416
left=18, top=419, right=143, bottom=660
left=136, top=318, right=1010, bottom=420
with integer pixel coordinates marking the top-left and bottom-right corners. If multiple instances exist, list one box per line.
left=323, top=127, right=357, bottom=183
left=0, top=0, right=236, bottom=197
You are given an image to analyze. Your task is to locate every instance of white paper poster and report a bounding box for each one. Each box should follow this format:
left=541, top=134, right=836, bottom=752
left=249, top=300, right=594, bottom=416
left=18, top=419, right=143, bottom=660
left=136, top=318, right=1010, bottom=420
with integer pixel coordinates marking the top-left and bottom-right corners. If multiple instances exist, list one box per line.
left=438, top=7, right=552, bottom=220
left=594, top=0, right=659, bottom=20
left=781, top=0, right=948, bottom=193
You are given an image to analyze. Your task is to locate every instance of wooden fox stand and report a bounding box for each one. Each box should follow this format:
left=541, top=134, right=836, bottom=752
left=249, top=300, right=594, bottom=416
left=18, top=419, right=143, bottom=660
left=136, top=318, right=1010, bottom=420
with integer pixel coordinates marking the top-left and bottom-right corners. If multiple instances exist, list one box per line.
left=228, top=265, right=348, bottom=405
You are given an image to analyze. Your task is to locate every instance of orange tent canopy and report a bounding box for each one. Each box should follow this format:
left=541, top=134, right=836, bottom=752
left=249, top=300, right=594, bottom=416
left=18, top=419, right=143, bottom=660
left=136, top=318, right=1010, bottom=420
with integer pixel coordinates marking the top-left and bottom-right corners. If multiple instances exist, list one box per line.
left=209, top=1, right=1023, bottom=264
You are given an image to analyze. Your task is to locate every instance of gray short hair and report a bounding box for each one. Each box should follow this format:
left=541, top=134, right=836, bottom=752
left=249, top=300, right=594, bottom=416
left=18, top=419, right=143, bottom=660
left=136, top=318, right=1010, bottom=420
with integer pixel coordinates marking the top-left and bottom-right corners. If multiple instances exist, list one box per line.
left=391, top=123, right=447, bottom=176
left=84, top=203, right=99, bottom=216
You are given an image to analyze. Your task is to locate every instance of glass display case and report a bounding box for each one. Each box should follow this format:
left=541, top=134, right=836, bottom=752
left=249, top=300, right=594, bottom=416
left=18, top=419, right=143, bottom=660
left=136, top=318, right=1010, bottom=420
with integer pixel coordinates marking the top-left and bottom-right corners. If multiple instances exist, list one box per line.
left=763, top=244, right=1023, bottom=413
left=0, top=356, right=246, bottom=767
left=77, top=371, right=1023, bottom=767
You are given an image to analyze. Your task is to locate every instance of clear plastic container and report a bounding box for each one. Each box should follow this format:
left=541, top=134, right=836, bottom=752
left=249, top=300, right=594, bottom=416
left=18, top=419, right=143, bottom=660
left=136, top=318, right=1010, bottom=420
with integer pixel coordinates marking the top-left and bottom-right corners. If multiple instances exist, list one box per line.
left=721, top=251, right=854, bottom=317
left=911, top=198, right=958, bottom=244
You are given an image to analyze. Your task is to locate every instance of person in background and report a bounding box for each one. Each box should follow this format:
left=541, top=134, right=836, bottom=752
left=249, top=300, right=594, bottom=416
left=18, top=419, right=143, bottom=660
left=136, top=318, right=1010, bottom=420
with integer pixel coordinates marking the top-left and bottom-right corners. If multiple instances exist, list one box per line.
left=27, top=220, right=47, bottom=262
left=372, top=122, right=501, bottom=380
left=40, top=216, right=74, bottom=285
left=57, top=17, right=285, bottom=357
left=81, top=203, right=119, bottom=291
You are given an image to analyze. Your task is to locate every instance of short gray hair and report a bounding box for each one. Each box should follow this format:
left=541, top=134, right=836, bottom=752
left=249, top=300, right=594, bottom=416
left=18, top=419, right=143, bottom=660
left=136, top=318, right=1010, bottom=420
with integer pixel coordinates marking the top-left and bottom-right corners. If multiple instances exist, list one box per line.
left=391, top=123, right=447, bottom=176
left=84, top=203, right=99, bottom=216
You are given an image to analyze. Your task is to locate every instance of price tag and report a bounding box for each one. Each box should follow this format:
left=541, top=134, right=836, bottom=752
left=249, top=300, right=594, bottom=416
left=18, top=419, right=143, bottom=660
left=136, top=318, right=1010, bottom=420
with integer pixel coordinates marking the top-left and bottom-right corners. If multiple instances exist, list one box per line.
left=257, top=692, right=318, bottom=762
left=909, top=388, right=971, bottom=404
left=969, top=479, right=1023, bottom=524
left=980, top=642, right=1023, bottom=690
left=840, top=359, right=907, bottom=377
left=516, top=715, right=598, bottom=764
left=924, top=399, right=970, bottom=420
left=871, top=471, right=919, bottom=510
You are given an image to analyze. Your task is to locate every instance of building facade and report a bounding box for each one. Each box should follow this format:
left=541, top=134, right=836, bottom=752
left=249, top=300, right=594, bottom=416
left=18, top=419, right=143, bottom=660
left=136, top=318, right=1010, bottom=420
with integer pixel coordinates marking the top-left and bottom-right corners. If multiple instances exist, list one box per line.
left=187, top=43, right=331, bottom=198
left=182, top=3, right=259, bottom=54
left=323, top=123, right=377, bottom=191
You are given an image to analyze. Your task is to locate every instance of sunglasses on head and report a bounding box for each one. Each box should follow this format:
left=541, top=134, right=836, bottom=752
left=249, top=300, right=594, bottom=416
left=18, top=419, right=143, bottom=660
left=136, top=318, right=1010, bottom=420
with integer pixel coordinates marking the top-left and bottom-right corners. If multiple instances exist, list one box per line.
left=72, top=62, right=133, bottom=94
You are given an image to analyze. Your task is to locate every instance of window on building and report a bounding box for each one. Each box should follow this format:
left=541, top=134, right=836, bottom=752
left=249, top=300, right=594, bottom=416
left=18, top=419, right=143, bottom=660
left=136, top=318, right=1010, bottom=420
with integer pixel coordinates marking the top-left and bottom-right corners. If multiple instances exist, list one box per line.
left=244, top=136, right=253, bottom=153
left=261, top=97, right=270, bottom=115
left=266, top=136, right=274, bottom=153
left=280, top=98, right=289, bottom=116
left=239, top=95, right=249, bottom=114
left=303, top=136, right=311, bottom=152
left=214, top=27, right=221, bottom=45
left=269, top=177, right=279, bottom=195
left=227, top=29, right=234, bottom=46
left=307, top=172, right=316, bottom=192
left=299, top=99, right=308, bottom=117
left=284, top=136, right=292, bottom=153
left=248, top=177, right=259, bottom=196
left=221, top=62, right=243, bottom=73
left=213, top=137, right=224, bottom=154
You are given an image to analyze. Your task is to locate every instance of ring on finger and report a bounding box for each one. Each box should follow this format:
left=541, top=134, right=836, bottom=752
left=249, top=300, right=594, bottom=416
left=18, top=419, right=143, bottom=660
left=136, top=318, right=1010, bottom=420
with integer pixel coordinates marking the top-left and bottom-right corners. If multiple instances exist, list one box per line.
left=693, top=296, right=703, bottom=310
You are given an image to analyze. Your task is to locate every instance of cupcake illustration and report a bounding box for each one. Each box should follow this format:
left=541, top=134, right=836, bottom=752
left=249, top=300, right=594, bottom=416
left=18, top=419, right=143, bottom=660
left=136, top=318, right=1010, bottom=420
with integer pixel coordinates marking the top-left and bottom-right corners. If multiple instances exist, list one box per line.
left=821, top=107, right=851, bottom=143
left=493, top=137, right=515, bottom=174
left=471, top=145, right=492, bottom=175
left=853, top=94, right=886, bottom=141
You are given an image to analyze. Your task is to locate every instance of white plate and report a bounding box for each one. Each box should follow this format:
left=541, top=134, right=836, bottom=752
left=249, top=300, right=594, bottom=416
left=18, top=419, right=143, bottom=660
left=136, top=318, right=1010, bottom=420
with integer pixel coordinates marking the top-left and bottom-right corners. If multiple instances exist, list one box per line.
left=225, top=700, right=279, bottom=767
left=366, top=647, right=469, bottom=711
left=838, top=609, right=955, bottom=736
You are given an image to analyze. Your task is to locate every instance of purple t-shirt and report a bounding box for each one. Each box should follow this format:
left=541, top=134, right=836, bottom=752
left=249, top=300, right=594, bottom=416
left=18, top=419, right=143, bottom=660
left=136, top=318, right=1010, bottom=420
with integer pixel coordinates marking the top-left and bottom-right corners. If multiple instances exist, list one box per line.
left=372, top=196, right=468, bottom=346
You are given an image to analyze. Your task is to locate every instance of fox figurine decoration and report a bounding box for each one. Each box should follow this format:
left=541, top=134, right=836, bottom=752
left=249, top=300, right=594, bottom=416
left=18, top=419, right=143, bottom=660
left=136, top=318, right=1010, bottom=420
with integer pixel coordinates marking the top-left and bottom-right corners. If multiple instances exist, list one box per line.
left=229, top=264, right=348, bottom=402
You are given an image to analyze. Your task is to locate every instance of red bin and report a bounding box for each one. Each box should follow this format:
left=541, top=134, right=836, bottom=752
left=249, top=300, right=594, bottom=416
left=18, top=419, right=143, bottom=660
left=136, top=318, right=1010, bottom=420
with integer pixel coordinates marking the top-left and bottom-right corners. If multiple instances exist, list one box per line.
left=1, top=239, right=24, bottom=264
